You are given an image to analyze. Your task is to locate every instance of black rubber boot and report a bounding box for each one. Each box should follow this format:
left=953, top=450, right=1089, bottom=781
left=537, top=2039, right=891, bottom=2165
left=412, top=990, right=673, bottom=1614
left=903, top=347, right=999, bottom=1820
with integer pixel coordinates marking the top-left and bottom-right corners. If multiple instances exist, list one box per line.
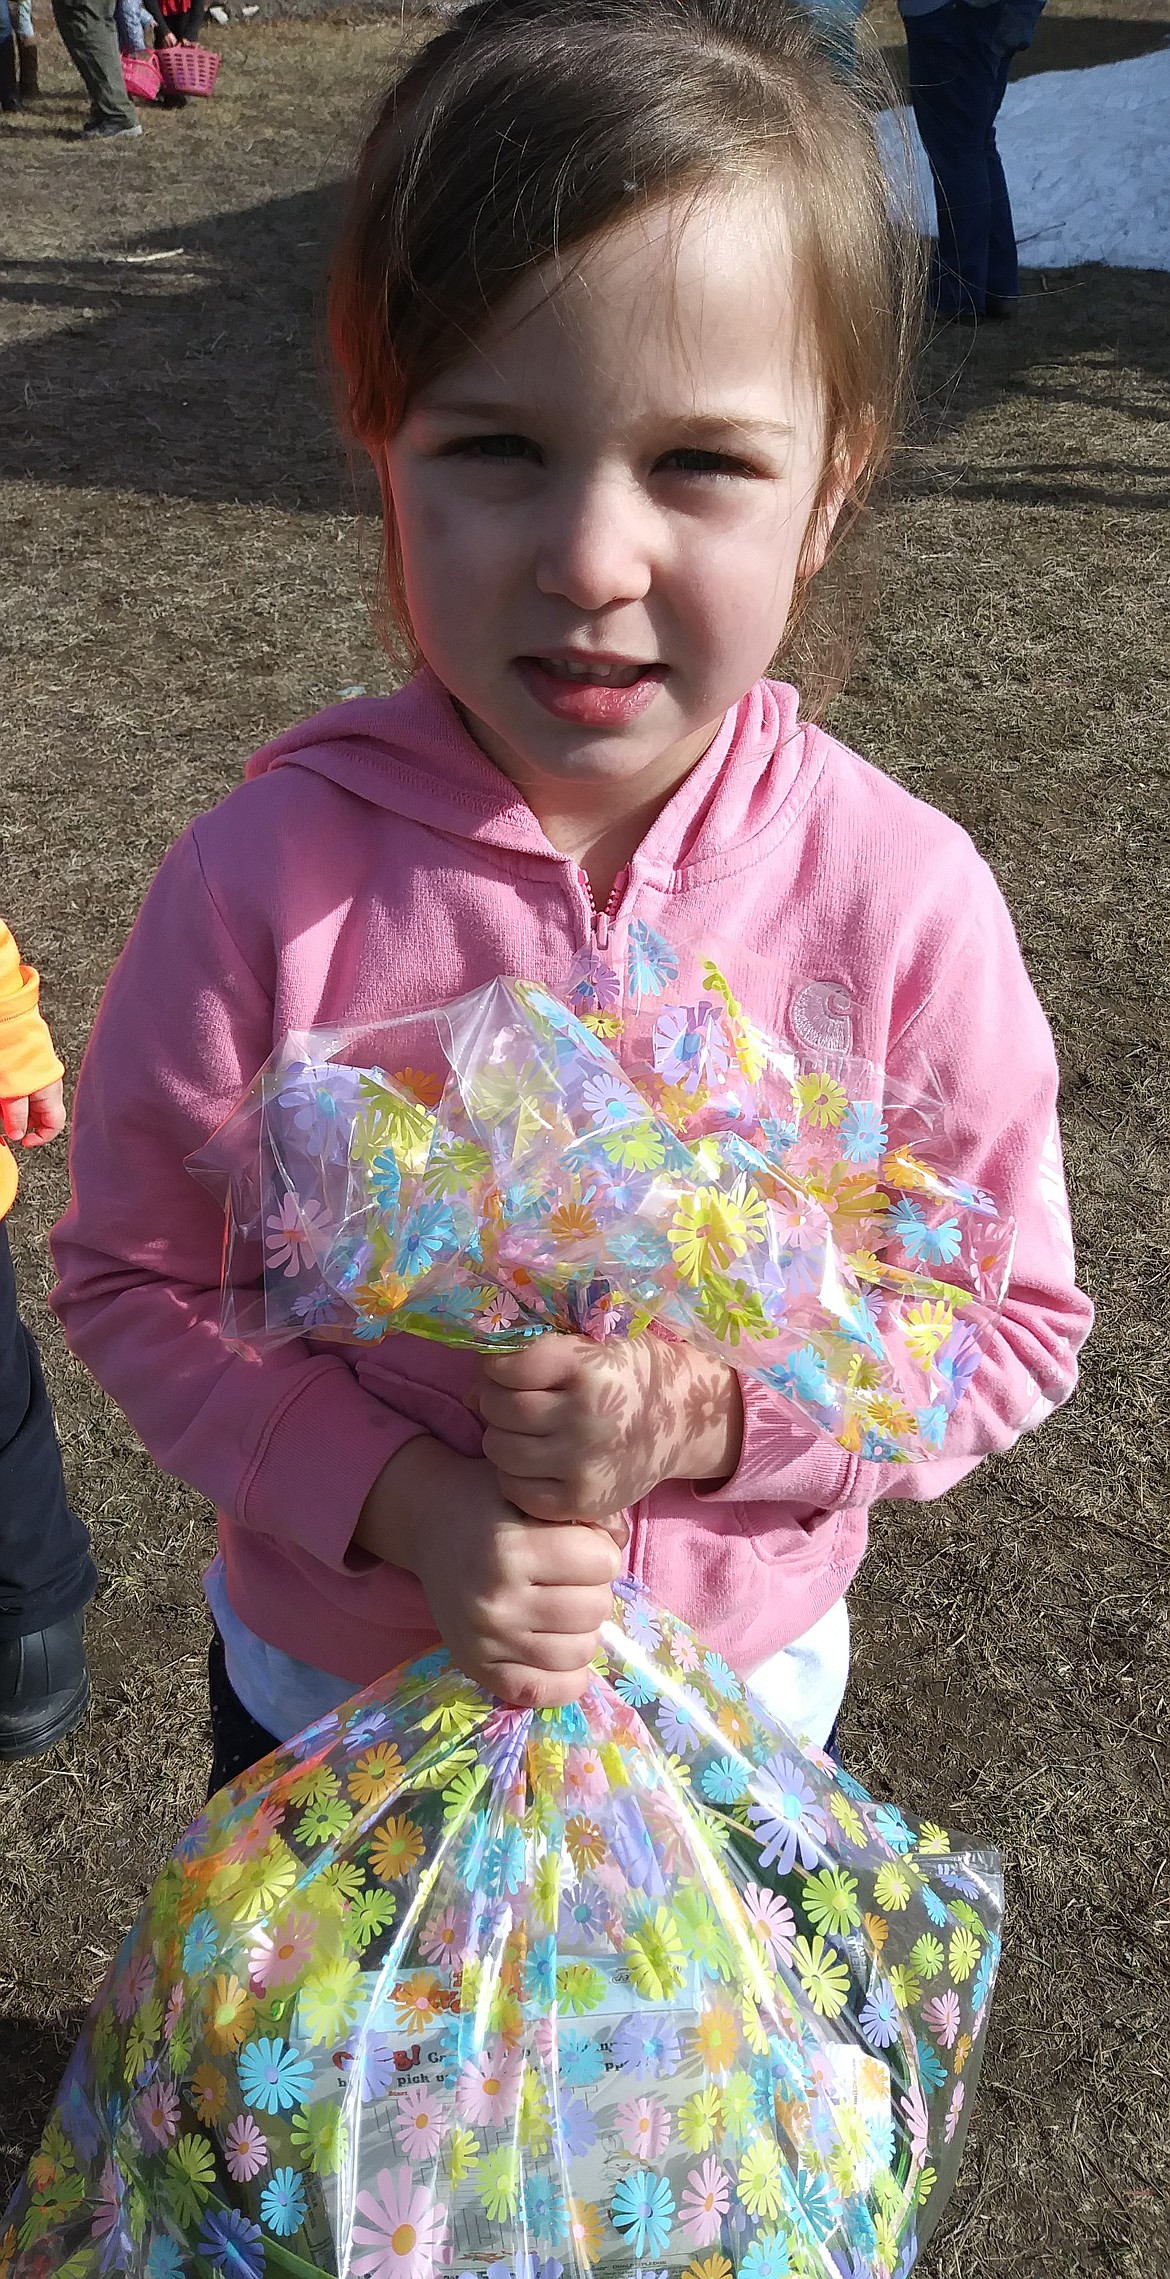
left=0, top=1612, right=91, bottom=1760
left=17, top=36, right=37, bottom=99
left=0, top=36, right=20, bottom=113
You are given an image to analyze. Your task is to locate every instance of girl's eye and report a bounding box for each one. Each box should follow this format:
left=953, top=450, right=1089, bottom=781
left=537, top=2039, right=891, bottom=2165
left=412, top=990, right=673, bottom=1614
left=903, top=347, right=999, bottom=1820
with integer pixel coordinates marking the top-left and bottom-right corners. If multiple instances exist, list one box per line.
left=655, top=446, right=754, bottom=479
left=449, top=433, right=541, bottom=464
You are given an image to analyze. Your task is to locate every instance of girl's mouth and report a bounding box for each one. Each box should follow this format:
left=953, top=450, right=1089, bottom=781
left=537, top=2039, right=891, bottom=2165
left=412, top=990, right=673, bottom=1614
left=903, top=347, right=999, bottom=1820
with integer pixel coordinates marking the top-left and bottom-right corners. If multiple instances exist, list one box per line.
left=515, top=653, right=666, bottom=725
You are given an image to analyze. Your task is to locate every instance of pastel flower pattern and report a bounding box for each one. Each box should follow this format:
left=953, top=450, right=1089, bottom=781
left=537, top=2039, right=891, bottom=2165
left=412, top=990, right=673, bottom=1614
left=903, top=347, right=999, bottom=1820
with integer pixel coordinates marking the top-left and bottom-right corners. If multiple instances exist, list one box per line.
left=6, top=1583, right=1001, bottom=2279
left=225, top=958, right=1011, bottom=1469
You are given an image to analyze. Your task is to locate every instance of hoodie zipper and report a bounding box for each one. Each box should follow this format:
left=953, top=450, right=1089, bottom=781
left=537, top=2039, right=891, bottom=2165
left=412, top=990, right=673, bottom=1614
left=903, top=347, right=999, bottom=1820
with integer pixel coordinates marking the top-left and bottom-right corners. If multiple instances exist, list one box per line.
left=576, top=865, right=626, bottom=954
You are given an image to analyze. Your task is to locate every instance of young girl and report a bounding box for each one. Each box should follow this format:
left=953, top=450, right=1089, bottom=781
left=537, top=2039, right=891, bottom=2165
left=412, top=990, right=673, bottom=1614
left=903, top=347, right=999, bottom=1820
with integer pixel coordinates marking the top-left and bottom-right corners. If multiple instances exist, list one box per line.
left=0, top=918, right=95, bottom=1758
left=141, top=0, right=208, bottom=108
left=51, top=0, right=1092, bottom=1792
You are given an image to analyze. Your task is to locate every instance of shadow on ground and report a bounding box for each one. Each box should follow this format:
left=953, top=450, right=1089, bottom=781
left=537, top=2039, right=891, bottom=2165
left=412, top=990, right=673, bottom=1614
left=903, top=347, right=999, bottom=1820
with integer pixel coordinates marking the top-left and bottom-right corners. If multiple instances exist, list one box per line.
left=5, top=183, right=1168, bottom=524
left=879, top=8, right=1169, bottom=94
left=3, top=147, right=1170, bottom=525
left=0, top=2013, right=88, bottom=2192
left=1012, top=8, right=1170, bottom=74
left=0, top=181, right=363, bottom=512
left=907, top=265, right=1170, bottom=513
left=880, top=9, right=1163, bottom=92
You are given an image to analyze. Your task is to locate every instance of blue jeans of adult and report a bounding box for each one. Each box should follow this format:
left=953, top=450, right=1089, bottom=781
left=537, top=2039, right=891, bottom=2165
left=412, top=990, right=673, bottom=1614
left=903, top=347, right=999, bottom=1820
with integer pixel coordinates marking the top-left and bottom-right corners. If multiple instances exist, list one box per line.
left=904, top=0, right=1042, bottom=316
left=0, top=1220, right=96, bottom=1641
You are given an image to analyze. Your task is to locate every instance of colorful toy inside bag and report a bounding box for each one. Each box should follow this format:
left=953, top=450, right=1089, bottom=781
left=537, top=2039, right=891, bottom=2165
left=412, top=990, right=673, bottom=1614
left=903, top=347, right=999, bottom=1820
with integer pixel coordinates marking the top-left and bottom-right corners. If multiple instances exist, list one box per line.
left=193, top=942, right=1015, bottom=1463
left=3, top=1582, right=1002, bottom=2279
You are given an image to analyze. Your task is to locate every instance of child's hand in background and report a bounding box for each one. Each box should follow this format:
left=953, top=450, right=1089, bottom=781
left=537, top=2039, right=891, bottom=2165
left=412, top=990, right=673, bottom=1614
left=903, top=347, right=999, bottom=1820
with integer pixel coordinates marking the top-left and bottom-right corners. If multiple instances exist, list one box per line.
left=1, top=1078, right=66, bottom=1149
left=354, top=1437, right=625, bottom=1707
left=471, top=1333, right=744, bottom=1524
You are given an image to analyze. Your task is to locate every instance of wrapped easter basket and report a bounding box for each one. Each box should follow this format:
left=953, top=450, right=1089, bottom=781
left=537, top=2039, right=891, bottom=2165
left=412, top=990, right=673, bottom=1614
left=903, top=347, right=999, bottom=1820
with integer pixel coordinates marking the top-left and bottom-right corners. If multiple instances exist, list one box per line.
left=3, top=945, right=1010, bottom=2275
left=3, top=1584, right=1001, bottom=2279
left=196, top=954, right=1015, bottom=1469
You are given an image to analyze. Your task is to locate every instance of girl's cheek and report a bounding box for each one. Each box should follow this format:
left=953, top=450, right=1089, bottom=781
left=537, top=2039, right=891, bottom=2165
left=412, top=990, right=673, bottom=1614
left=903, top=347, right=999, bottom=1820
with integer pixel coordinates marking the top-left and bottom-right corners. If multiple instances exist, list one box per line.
left=422, top=485, right=523, bottom=566
left=677, top=529, right=781, bottom=621
left=411, top=495, right=458, bottom=552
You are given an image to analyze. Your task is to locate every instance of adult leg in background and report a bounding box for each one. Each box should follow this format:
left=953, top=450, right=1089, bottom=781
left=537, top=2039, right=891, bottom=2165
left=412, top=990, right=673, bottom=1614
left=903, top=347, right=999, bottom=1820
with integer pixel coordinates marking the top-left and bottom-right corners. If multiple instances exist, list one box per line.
left=16, top=0, right=38, bottom=99
left=0, top=1219, right=97, bottom=1758
left=982, top=37, right=1018, bottom=306
left=904, top=0, right=1019, bottom=318
left=51, top=0, right=139, bottom=127
left=0, top=0, right=18, bottom=111
left=8, top=0, right=37, bottom=95
left=984, top=0, right=1048, bottom=305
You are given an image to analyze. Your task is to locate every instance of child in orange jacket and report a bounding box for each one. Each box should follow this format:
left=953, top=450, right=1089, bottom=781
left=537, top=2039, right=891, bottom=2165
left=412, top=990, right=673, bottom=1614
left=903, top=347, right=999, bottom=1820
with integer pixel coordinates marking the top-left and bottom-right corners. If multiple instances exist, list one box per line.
left=0, top=918, right=95, bottom=1759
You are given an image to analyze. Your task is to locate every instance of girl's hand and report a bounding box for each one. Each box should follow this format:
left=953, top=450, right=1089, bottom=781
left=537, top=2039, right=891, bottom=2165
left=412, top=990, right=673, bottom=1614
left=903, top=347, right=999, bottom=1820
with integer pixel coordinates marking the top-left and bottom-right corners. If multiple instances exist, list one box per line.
left=353, top=1438, right=625, bottom=1707
left=161, top=30, right=179, bottom=44
left=2, top=1079, right=66, bottom=1148
left=472, top=1333, right=744, bottom=1522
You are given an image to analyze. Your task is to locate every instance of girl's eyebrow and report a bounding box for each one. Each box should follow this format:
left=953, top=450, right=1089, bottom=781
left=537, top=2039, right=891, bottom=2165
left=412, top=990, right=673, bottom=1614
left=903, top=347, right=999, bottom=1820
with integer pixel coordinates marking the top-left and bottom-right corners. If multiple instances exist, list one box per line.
left=411, top=397, right=529, bottom=421
left=665, top=411, right=796, bottom=445
left=411, top=399, right=794, bottom=442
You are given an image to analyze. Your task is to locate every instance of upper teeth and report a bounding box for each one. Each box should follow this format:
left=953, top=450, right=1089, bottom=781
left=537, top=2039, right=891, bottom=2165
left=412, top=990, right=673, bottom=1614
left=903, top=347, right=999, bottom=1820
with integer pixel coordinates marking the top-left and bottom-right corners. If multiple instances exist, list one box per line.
left=546, top=659, right=643, bottom=685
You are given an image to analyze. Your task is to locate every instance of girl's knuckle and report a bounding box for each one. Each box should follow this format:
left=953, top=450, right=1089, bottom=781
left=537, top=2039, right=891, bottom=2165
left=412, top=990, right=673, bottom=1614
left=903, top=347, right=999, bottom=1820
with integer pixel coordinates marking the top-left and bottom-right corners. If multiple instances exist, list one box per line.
left=497, top=1667, right=543, bottom=1710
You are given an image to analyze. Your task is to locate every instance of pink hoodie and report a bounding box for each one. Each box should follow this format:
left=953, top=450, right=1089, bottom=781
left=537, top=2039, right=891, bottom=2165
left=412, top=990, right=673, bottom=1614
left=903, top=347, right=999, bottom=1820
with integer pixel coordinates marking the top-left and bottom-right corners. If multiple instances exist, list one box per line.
left=50, top=674, right=1092, bottom=1684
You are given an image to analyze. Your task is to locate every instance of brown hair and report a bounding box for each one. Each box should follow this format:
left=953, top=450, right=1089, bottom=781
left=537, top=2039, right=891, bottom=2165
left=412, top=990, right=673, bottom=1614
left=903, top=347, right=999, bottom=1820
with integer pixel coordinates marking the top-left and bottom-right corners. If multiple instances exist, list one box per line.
left=328, top=0, right=922, bottom=709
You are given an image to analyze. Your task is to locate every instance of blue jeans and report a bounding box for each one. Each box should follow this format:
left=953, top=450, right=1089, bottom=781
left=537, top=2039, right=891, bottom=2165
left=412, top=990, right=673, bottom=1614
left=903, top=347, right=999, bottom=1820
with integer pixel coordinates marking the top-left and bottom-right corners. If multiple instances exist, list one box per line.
left=0, top=1222, right=96, bottom=1640
left=904, top=0, right=1036, bottom=314
left=113, top=0, right=143, bottom=49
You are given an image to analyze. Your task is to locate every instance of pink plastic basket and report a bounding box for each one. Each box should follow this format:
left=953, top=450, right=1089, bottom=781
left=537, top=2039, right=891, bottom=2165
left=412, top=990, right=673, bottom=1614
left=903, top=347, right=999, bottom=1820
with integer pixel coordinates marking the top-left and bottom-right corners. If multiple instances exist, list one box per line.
left=156, top=43, right=221, bottom=96
left=121, top=49, right=161, bottom=101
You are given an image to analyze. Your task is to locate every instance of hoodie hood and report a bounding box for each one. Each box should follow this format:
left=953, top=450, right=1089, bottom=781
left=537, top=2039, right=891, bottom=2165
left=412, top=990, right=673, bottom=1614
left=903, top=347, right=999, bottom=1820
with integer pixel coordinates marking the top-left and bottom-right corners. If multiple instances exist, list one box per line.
left=246, top=669, right=822, bottom=886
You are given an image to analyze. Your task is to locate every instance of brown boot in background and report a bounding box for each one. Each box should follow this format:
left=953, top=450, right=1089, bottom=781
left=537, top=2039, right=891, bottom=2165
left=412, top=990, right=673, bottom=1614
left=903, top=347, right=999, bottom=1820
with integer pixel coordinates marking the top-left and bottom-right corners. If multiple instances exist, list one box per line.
left=18, top=36, right=39, bottom=100
left=0, top=35, right=20, bottom=111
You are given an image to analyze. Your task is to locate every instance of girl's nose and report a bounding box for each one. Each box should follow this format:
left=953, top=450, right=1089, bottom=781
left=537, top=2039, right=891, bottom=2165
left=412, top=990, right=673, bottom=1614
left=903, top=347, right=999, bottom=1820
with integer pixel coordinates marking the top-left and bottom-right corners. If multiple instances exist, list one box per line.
left=534, top=474, right=653, bottom=611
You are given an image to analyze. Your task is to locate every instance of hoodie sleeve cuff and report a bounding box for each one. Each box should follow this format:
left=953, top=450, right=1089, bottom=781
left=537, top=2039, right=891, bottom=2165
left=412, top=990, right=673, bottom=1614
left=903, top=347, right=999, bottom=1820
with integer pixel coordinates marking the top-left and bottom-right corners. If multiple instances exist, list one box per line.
left=0, top=968, right=65, bottom=1101
left=237, top=1363, right=428, bottom=1572
left=692, top=1372, right=856, bottom=1509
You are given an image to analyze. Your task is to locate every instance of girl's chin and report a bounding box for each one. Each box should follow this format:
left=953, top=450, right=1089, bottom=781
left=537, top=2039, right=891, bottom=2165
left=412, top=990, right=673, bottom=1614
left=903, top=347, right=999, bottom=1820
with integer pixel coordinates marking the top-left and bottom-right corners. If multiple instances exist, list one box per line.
left=458, top=693, right=698, bottom=785
left=510, top=728, right=695, bottom=786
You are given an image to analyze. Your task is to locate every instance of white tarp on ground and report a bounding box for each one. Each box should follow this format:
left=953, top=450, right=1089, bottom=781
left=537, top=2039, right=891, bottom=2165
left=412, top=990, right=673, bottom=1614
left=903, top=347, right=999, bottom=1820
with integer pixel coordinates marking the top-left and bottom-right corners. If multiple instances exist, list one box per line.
left=879, top=45, right=1170, bottom=271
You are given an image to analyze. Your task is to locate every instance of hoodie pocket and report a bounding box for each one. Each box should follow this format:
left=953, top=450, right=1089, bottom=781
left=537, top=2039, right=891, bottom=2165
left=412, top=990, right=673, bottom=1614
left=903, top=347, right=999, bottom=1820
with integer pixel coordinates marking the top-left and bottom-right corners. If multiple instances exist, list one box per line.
left=729, top=1497, right=842, bottom=1566
left=634, top=1485, right=850, bottom=1643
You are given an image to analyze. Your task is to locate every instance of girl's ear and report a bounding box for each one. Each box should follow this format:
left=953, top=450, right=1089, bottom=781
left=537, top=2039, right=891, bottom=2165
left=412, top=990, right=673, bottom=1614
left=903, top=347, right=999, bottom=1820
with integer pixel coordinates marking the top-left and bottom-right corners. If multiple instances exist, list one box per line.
left=797, top=419, right=880, bottom=585
left=364, top=443, right=419, bottom=668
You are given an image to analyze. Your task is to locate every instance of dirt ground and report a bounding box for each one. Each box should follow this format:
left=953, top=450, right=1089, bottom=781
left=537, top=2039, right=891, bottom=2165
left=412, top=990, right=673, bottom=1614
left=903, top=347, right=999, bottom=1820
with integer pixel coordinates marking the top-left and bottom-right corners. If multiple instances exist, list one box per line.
left=1, top=3, right=1168, bottom=2272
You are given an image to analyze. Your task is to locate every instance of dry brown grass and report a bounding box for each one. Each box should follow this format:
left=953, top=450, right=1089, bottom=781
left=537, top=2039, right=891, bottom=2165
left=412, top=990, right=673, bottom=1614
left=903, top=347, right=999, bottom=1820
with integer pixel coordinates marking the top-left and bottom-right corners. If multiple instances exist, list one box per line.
left=1, top=5, right=1168, bottom=2271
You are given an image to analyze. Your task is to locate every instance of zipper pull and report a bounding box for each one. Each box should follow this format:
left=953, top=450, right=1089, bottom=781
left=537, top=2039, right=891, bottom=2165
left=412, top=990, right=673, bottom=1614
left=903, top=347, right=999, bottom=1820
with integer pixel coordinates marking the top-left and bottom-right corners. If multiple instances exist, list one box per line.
left=594, top=910, right=610, bottom=951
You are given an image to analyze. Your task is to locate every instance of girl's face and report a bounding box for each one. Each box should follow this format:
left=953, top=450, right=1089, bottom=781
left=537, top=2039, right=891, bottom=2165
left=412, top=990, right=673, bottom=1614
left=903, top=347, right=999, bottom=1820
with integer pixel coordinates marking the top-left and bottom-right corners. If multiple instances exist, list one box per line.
left=384, top=182, right=837, bottom=811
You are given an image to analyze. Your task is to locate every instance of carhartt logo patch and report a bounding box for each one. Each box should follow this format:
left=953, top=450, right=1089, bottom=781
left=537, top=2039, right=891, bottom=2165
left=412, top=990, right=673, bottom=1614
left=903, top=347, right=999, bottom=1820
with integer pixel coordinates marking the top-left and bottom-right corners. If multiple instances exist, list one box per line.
left=789, top=980, right=853, bottom=1056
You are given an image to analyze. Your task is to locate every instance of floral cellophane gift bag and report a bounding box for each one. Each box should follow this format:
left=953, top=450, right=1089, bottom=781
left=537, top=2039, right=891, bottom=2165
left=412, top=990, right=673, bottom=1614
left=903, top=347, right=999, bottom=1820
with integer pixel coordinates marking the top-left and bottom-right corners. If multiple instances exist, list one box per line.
left=4, top=1583, right=1001, bottom=2279
left=192, top=961, right=1015, bottom=1466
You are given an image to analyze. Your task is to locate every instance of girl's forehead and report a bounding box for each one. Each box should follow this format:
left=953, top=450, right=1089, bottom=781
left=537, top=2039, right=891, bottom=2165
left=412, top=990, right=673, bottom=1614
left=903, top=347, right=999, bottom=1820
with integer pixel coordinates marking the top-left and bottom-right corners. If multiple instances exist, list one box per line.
left=423, top=184, right=815, bottom=417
